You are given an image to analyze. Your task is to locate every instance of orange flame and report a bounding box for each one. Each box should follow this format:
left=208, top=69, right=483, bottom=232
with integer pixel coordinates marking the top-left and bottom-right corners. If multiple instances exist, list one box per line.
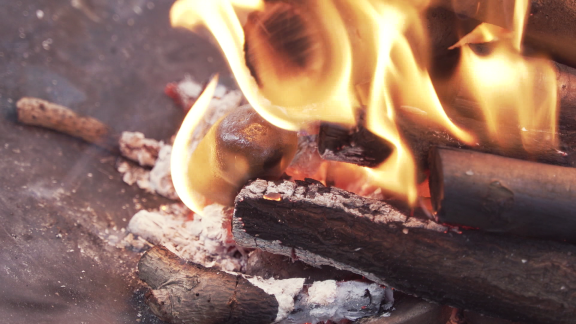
left=170, top=0, right=558, bottom=210
left=455, top=0, right=558, bottom=151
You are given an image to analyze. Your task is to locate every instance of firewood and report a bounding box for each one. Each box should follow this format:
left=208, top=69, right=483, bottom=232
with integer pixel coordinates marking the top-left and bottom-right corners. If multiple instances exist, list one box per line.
left=139, top=245, right=392, bottom=324
left=16, top=97, right=118, bottom=152
left=138, top=245, right=279, bottom=324
left=433, top=0, right=576, bottom=68
left=233, top=179, right=576, bottom=324
left=428, top=147, right=576, bottom=242
left=448, top=61, right=576, bottom=131
left=318, top=59, right=576, bottom=169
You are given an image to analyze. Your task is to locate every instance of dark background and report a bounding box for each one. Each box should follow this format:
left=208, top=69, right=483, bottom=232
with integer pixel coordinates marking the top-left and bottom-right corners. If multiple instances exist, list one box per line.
left=0, top=0, right=234, bottom=322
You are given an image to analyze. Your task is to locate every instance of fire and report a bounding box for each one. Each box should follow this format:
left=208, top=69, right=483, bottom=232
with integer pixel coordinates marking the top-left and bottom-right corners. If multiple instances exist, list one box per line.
left=455, top=10, right=558, bottom=151
left=170, top=0, right=559, bottom=213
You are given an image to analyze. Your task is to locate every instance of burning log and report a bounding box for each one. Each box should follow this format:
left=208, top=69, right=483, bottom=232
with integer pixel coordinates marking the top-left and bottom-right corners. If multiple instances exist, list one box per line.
left=233, top=179, right=576, bottom=324
left=16, top=97, right=118, bottom=152
left=317, top=122, right=393, bottom=168
left=449, top=61, right=576, bottom=131
left=139, top=245, right=392, bottom=324
left=433, top=0, right=576, bottom=68
left=318, top=110, right=576, bottom=172
left=428, top=147, right=576, bottom=242
left=318, top=59, right=576, bottom=169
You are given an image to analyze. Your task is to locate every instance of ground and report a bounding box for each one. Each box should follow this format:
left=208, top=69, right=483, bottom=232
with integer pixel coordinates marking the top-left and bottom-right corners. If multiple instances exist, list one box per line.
left=0, top=0, right=234, bottom=323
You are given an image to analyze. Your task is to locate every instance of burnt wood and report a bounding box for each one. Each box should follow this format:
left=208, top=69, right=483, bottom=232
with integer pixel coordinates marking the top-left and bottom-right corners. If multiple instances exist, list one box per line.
left=138, top=245, right=279, bottom=324
left=317, top=123, right=393, bottom=167
left=233, top=179, right=576, bottom=324
left=429, top=147, right=576, bottom=242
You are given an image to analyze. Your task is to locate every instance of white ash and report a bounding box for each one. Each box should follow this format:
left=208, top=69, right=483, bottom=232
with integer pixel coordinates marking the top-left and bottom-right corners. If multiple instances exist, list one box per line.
left=244, top=276, right=390, bottom=323
left=116, top=160, right=152, bottom=191
left=119, top=131, right=161, bottom=167
left=287, top=280, right=389, bottom=324
left=175, top=75, right=203, bottom=105
left=149, top=144, right=177, bottom=200
left=116, top=143, right=177, bottom=200
left=125, top=203, right=246, bottom=272
left=247, top=276, right=306, bottom=322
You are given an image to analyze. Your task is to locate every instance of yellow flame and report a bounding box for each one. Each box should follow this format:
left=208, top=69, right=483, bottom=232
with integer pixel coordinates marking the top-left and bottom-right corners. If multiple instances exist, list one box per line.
left=170, top=0, right=356, bottom=131
left=457, top=0, right=558, bottom=151
left=170, top=0, right=557, bottom=207
left=171, top=75, right=219, bottom=214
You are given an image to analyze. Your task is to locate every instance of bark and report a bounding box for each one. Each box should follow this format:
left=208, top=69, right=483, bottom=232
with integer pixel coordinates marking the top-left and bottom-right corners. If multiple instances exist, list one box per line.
left=16, top=97, right=118, bottom=152
left=138, top=245, right=279, bottom=324
left=233, top=179, right=576, bottom=324
left=429, top=147, right=576, bottom=242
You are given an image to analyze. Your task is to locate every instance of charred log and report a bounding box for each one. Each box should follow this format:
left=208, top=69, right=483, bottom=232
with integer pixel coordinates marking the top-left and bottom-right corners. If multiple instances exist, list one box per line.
left=233, top=179, right=576, bottom=324
left=429, top=147, right=576, bottom=242
left=138, top=245, right=279, bottom=324
left=317, top=123, right=393, bottom=167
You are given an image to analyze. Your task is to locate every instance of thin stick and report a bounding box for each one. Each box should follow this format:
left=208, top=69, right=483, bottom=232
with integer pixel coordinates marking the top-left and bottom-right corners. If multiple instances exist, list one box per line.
left=16, top=97, right=118, bottom=152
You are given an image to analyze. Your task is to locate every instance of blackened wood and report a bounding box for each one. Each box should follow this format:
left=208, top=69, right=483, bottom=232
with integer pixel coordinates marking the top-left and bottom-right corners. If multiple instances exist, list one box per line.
left=317, top=123, right=393, bottom=167
left=138, top=245, right=279, bottom=324
left=429, top=147, right=576, bottom=242
left=233, top=179, right=576, bottom=324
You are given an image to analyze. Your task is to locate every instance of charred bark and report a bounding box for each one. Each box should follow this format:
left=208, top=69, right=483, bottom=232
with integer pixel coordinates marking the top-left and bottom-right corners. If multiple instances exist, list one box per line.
left=138, top=245, right=279, bottom=324
left=317, top=123, right=393, bottom=167
left=233, top=179, right=576, bottom=324
left=429, top=147, right=576, bottom=242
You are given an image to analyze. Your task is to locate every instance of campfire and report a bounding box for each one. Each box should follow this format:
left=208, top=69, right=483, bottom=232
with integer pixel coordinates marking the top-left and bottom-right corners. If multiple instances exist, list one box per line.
left=163, top=0, right=576, bottom=322
left=11, top=0, right=576, bottom=323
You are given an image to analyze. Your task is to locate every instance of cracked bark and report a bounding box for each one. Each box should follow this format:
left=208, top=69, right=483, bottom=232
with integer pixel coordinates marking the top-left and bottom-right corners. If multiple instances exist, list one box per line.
left=138, top=246, right=279, bottom=324
left=233, top=179, right=576, bottom=324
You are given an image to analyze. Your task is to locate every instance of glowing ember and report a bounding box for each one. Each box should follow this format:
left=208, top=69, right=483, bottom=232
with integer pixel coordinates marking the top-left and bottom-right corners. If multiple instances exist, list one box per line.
left=263, top=192, right=282, bottom=201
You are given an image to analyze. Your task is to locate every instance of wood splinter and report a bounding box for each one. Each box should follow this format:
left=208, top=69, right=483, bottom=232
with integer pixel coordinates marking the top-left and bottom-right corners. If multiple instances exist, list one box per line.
left=16, top=97, right=119, bottom=152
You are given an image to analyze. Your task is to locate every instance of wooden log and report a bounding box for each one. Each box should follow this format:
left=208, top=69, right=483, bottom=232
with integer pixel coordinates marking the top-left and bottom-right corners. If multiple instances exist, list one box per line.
left=317, top=58, right=576, bottom=169
left=138, top=245, right=279, bottom=324
left=317, top=110, right=576, bottom=171
left=428, top=147, right=576, bottom=242
left=16, top=97, right=119, bottom=153
left=139, top=245, right=392, bottom=324
left=233, top=179, right=576, bottom=324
